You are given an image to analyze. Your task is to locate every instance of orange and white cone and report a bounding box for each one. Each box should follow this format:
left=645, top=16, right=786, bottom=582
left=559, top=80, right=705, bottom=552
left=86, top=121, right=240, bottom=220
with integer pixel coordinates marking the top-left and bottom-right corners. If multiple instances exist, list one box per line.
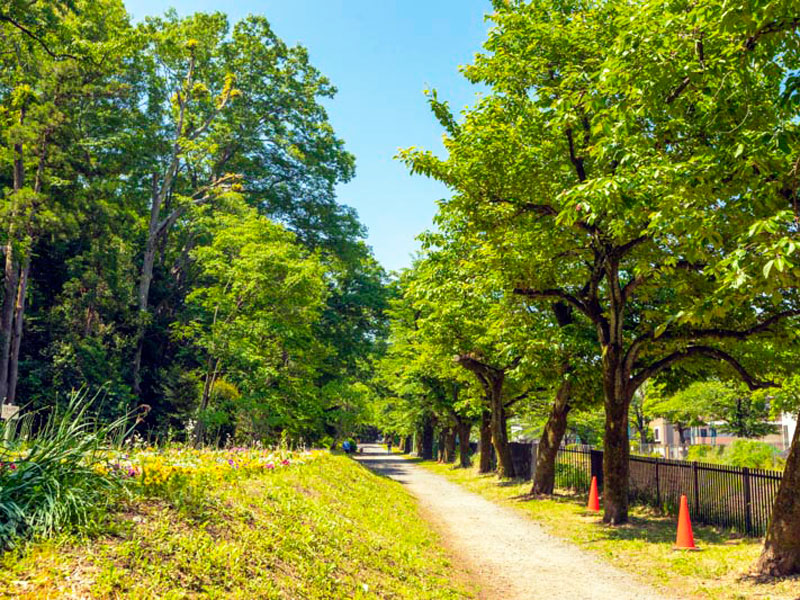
left=675, top=494, right=699, bottom=550
left=587, top=476, right=600, bottom=512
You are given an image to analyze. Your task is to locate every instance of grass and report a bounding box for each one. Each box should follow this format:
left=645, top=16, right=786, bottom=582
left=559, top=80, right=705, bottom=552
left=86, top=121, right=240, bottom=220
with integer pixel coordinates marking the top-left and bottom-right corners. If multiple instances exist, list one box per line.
left=411, top=457, right=799, bottom=600
left=0, top=453, right=470, bottom=599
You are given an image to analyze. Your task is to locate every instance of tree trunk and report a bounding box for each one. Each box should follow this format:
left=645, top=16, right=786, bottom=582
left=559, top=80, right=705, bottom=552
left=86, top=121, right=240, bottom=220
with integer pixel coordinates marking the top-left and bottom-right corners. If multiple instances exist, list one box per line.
left=603, top=389, right=632, bottom=524
left=403, top=435, right=412, bottom=454
left=6, top=254, right=30, bottom=406
left=479, top=409, right=493, bottom=473
left=756, top=411, right=800, bottom=576
left=132, top=173, right=163, bottom=398
left=0, top=113, right=25, bottom=406
left=420, top=417, right=434, bottom=460
left=490, top=375, right=515, bottom=478
left=531, top=381, right=571, bottom=495
left=444, top=427, right=456, bottom=463
left=457, top=420, right=472, bottom=468
left=436, top=429, right=446, bottom=462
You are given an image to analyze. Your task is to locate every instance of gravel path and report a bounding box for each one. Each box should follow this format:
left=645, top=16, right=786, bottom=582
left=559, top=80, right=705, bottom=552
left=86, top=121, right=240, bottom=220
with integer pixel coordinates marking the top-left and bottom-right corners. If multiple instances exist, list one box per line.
left=356, top=444, right=669, bottom=600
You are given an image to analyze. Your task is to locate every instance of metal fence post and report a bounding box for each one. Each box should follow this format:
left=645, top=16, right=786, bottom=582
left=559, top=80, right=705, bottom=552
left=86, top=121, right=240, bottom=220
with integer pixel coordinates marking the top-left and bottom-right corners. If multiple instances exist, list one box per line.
left=692, top=461, right=700, bottom=516
left=742, top=467, right=753, bottom=535
left=654, top=458, right=661, bottom=509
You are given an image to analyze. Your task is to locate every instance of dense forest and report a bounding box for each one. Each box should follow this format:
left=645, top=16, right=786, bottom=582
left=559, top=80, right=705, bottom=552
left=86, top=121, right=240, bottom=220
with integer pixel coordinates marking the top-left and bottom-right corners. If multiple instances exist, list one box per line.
left=0, top=0, right=389, bottom=444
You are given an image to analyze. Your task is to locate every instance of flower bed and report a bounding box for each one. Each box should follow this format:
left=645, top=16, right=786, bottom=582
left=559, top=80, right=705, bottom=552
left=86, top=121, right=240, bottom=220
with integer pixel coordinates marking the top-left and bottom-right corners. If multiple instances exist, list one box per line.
left=103, top=446, right=322, bottom=488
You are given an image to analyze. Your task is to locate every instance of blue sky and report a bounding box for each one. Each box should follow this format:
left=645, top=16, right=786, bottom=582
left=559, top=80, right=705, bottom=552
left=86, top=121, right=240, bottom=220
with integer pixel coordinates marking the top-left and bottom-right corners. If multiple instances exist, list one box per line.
left=124, top=0, right=494, bottom=272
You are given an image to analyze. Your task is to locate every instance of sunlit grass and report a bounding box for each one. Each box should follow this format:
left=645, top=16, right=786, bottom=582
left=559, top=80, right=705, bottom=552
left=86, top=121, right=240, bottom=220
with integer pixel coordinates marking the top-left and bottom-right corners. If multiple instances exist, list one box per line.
left=413, top=458, right=799, bottom=600
left=0, top=453, right=470, bottom=599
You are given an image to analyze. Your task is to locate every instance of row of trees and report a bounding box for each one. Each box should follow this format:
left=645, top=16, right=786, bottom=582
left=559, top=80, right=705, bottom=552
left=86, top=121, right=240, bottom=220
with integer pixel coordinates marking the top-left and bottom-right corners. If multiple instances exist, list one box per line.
left=0, top=2, right=388, bottom=443
left=379, top=0, right=800, bottom=578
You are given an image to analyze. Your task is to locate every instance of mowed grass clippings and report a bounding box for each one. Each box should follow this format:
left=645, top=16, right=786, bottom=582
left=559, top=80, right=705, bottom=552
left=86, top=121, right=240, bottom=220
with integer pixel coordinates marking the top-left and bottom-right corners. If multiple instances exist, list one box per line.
left=0, top=453, right=470, bottom=600
left=412, top=457, right=800, bottom=600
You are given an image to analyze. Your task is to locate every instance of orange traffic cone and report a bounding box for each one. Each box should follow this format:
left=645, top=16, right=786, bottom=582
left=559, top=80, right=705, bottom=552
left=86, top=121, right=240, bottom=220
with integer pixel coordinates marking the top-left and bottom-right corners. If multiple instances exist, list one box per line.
left=675, top=494, right=699, bottom=550
left=587, top=476, right=600, bottom=512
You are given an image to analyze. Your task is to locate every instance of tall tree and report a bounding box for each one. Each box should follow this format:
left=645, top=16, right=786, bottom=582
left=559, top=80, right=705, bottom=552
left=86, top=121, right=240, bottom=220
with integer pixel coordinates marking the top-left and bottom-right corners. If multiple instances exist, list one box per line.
left=401, top=0, right=799, bottom=524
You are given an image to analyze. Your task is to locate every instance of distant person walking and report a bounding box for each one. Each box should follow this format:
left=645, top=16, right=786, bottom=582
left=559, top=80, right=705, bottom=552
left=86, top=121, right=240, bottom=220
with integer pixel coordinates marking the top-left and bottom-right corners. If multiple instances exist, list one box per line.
left=387, top=438, right=392, bottom=454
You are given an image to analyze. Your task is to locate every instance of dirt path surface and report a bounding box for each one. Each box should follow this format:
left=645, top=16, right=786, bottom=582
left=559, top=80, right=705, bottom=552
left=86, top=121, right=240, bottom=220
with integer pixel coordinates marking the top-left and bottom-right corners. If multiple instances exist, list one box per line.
left=356, top=444, right=669, bottom=600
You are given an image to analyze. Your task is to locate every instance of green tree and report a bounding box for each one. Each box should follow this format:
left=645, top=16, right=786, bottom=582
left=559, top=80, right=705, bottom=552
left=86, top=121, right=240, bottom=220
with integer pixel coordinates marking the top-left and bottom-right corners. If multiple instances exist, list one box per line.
left=401, top=0, right=799, bottom=524
left=179, top=206, right=327, bottom=444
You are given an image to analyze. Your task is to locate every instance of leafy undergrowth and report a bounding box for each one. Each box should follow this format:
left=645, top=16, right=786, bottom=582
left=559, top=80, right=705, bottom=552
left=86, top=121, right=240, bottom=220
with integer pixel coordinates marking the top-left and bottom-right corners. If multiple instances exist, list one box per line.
left=0, top=453, right=469, bottom=599
left=413, top=458, right=799, bottom=600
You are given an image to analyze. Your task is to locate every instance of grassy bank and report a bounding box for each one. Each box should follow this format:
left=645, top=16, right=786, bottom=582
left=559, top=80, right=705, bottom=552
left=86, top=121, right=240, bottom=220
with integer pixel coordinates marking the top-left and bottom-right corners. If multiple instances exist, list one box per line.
left=412, top=457, right=798, bottom=600
left=0, top=453, right=469, bottom=599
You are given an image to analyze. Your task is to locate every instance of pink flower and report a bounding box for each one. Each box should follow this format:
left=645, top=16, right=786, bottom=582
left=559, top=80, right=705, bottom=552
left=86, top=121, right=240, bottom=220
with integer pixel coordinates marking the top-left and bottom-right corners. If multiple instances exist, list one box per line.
left=281, top=459, right=290, bottom=466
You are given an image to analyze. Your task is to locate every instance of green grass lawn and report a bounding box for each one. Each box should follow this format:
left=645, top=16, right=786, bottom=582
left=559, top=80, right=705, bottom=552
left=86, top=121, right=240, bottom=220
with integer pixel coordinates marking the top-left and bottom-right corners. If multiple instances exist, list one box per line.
left=412, top=457, right=799, bottom=600
left=0, top=453, right=470, bottom=599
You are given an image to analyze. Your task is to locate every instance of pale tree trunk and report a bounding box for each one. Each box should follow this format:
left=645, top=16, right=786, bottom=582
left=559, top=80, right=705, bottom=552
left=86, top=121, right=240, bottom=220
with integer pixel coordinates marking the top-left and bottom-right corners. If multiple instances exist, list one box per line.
left=756, top=411, right=800, bottom=576
left=132, top=51, right=196, bottom=398
left=531, top=380, right=572, bottom=495
left=6, top=143, right=45, bottom=407
left=436, top=428, right=446, bottom=462
left=194, top=356, right=220, bottom=446
left=7, top=252, right=30, bottom=406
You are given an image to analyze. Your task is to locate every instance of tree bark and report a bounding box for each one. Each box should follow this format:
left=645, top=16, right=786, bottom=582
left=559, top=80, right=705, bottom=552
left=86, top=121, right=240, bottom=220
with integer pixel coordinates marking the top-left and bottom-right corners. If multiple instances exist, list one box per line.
left=403, top=435, right=412, bottom=454
left=531, top=381, right=571, bottom=495
left=420, top=417, right=434, bottom=460
left=490, top=374, right=515, bottom=478
left=7, top=253, right=30, bottom=406
left=444, top=426, right=456, bottom=463
left=457, top=420, right=472, bottom=468
left=756, top=411, right=800, bottom=576
left=479, top=409, right=493, bottom=473
left=603, top=385, right=632, bottom=524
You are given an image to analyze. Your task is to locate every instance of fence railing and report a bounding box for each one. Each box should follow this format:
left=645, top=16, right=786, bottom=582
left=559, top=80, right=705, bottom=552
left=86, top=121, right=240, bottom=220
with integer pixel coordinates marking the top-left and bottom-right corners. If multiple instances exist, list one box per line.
left=552, top=446, right=782, bottom=536
left=459, top=440, right=783, bottom=536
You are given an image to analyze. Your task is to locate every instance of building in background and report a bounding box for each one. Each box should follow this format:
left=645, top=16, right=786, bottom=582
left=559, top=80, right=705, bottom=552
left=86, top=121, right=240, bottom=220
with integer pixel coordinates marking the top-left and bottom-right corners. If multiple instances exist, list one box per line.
left=647, top=413, right=798, bottom=459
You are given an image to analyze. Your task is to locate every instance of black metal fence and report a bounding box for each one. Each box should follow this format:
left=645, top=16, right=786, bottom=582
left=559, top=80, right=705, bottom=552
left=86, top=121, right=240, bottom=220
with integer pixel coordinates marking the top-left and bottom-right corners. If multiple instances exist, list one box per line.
left=553, top=446, right=783, bottom=536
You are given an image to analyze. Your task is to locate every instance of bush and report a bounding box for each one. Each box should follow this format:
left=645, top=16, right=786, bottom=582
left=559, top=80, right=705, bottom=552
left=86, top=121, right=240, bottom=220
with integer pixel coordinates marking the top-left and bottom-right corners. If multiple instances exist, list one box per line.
left=723, top=439, right=783, bottom=470
left=0, top=391, right=132, bottom=547
left=686, top=444, right=725, bottom=463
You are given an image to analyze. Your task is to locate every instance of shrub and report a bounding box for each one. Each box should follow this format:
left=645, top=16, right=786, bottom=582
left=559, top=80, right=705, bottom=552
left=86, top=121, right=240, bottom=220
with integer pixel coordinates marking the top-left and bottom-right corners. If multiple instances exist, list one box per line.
left=722, top=439, right=783, bottom=470
left=686, top=444, right=725, bottom=463
left=0, top=391, right=132, bottom=547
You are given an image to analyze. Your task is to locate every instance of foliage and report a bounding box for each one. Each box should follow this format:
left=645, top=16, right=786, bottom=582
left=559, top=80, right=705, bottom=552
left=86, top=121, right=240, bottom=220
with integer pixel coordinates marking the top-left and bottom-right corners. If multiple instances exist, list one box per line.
left=692, top=440, right=784, bottom=470
left=0, top=2, right=388, bottom=444
left=398, top=0, right=800, bottom=523
left=0, top=391, right=131, bottom=547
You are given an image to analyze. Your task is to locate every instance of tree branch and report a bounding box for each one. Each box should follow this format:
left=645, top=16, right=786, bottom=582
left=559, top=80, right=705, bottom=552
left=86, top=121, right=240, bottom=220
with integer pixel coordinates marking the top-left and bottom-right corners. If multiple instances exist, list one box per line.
left=513, top=287, right=593, bottom=321
left=0, top=14, right=80, bottom=61
left=630, top=345, right=775, bottom=393
left=744, top=18, right=800, bottom=50
left=661, top=309, right=800, bottom=343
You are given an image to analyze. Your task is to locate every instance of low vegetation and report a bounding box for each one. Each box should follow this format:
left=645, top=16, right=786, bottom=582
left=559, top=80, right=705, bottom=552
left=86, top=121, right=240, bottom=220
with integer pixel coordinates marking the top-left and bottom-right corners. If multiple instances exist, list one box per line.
left=413, top=458, right=799, bottom=600
left=0, top=453, right=469, bottom=599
